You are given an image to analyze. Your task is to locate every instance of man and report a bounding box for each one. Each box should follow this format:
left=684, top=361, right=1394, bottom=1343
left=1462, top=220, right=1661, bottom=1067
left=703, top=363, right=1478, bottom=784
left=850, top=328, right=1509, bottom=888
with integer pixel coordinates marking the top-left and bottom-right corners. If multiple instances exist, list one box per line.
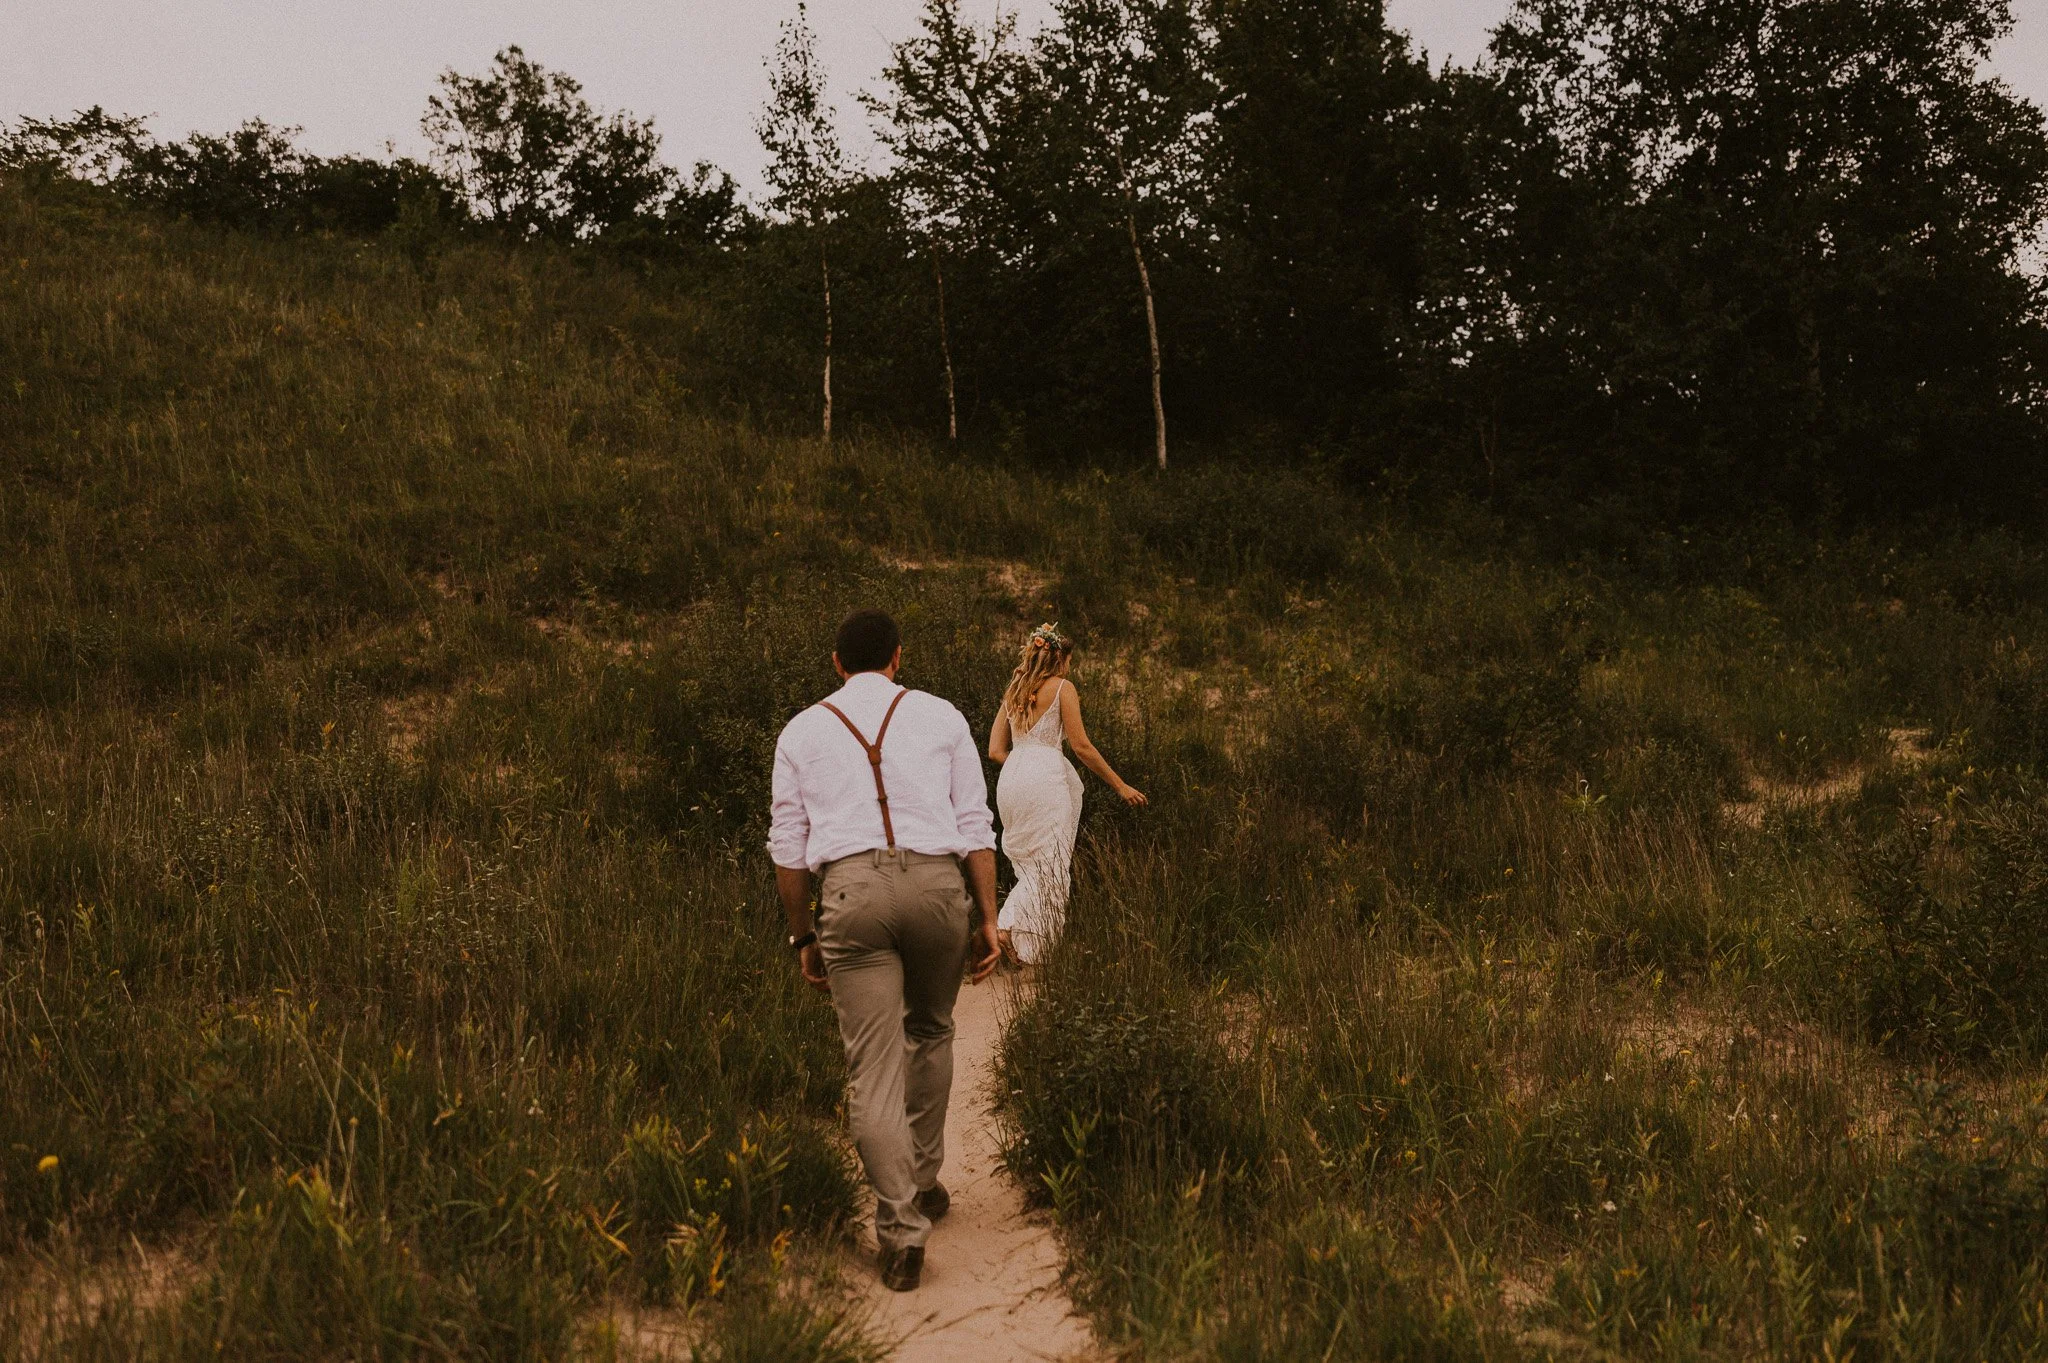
left=769, top=608, right=1002, bottom=1292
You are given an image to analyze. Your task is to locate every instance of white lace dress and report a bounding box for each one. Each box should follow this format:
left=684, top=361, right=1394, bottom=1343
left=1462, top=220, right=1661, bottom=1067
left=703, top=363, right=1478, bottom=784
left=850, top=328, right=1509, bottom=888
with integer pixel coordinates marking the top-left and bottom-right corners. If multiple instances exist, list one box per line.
left=995, top=681, right=1085, bottom=965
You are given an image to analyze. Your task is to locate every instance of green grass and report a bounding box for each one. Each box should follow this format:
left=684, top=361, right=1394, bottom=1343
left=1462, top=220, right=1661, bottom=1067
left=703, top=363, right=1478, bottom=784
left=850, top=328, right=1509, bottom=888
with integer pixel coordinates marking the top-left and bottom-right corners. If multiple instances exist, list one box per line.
left=5, top=172, right=2048, bottom=1359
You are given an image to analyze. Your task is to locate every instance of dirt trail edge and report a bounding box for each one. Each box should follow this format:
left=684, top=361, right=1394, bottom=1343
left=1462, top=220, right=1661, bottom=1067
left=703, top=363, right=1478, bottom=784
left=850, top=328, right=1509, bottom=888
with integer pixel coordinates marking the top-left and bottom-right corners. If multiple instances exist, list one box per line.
left=855, top=974, right=1096, bottom=1363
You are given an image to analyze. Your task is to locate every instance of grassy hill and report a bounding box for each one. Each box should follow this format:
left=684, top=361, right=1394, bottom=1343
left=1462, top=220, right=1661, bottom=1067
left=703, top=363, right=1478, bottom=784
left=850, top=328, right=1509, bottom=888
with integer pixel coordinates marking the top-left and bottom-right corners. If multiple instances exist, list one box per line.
left=4, top=174, right=2048, bottom=1360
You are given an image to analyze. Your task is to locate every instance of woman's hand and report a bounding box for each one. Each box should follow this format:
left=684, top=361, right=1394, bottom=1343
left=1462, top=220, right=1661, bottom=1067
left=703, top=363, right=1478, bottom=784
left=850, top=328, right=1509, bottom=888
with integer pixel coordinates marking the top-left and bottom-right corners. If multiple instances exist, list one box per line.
left=1116, top=783, right=1148, bottom=807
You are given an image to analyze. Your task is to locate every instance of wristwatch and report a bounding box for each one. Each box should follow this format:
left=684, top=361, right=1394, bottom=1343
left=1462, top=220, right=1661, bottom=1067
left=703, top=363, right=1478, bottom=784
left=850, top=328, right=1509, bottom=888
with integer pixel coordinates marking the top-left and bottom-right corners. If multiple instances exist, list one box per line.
left=787, top=930, right=817, bottom=952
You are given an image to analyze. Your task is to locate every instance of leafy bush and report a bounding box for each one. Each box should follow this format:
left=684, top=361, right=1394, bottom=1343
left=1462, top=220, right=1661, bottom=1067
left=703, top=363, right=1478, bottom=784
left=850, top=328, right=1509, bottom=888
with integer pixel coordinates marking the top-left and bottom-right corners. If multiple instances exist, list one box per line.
left=1124, top=464, right=1356, bottom=587
left=1850, top=791, right=2048, bottom=1061
left=1370, top=589, right=1595, bottom=783
left=1968, top=640, right=2048, bottom=773
left=1000, top=988, right=1259, bottom=1210
left=1873, top=1088, right=2048, bottom=1310
left=1595, top=712, right=1744, bottom=822
left=1256, top=705, right=1423, bottom=837
left=1510, top=1078, right=1694, bottom=1221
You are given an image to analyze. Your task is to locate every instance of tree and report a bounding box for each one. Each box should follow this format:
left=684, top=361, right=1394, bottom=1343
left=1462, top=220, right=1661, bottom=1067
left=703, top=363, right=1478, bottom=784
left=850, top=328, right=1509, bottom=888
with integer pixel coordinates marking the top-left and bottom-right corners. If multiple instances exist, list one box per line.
left=2, top=111, right=458, bottom=236
left=661, top=162, right=746, bottom=245
left=1203, top=0, right=1447, bottom=436
left=1486, top=0, right=2048, bottom=518
left=872, top=1, right=1041, bottom=443
left=0, top=107, right=149, bottom=182
left=872, top=0, right=1039, bottom=250
left=127, top=120, right=309, bottom=227
left=759, top=4, right=848, bottom=443
left=423, top=46, right=672, bottom=241
left=1035, top=0, right=1217, bottom=469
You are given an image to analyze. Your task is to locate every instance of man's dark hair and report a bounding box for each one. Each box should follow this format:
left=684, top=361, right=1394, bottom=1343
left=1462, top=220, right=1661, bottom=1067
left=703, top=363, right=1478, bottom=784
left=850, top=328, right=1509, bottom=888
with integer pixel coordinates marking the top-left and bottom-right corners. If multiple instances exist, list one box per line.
left=835, top=609, right=901, bottom=674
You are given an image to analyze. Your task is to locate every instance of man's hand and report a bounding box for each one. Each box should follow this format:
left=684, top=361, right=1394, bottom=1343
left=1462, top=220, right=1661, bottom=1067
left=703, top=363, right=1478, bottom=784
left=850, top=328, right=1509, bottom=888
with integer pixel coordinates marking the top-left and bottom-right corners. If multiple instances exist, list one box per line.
left=964, top=848, right=1001, bottom=984
left=776, top=864, right=830, bottom=996
left=969, top=919, right=1002, bottom=984
left=798, top=941, right=830, bottom=993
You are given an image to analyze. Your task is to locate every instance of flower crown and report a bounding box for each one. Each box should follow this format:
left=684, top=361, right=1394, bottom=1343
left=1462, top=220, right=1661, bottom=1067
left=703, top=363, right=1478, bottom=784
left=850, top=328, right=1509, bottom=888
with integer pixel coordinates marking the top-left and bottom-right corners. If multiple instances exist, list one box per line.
left=1028, top=622, right=1069, bottom=652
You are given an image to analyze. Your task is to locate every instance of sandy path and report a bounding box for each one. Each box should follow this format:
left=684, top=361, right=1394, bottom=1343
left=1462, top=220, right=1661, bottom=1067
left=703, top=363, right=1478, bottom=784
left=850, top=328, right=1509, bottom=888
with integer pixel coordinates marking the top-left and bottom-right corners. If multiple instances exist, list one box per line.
left=854, top=975, right=1096, bottom=1362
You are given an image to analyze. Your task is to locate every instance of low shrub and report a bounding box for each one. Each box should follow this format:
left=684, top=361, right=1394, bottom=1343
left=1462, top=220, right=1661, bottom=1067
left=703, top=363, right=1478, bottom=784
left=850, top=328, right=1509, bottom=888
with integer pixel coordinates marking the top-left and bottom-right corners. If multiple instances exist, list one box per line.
left=1968, top=639, right=2048, bottom=773
left=1872, top=1087, right=2048, bottom=1311
left=1595, top=712, right=1745, bottom=822
left=1123, top=463, right=1357, bottom=587
left=999, top=985, right=1259, bottom=1211
left=1509, top=1078, right=1695, bottom=1222
left=1849, top=790, right=2048, bottom=1061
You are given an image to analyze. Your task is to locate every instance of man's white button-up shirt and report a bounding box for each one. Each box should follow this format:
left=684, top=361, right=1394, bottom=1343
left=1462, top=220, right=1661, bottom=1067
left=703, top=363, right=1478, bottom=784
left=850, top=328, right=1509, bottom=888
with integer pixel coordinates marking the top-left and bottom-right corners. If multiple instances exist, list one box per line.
left=768, top=671, right=996, bottom=874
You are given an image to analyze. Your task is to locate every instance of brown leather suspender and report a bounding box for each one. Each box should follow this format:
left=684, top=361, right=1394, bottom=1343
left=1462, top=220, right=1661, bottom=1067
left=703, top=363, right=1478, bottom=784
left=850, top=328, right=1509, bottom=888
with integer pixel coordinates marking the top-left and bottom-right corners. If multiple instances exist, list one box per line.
left=818, top=689, right=910, bottom=849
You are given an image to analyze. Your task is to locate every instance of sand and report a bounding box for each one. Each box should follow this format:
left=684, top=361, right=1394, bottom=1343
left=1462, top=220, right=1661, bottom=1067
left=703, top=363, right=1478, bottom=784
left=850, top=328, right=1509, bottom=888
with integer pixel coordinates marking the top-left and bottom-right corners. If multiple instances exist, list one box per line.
left=853, top=973, right=1097, bottom=1362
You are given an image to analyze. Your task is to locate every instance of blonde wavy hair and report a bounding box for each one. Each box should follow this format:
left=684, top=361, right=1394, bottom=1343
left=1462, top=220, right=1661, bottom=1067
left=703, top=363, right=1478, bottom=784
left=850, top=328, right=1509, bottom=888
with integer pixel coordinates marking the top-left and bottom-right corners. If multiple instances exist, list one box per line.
left=1003, top=623, right=1073, bottom=723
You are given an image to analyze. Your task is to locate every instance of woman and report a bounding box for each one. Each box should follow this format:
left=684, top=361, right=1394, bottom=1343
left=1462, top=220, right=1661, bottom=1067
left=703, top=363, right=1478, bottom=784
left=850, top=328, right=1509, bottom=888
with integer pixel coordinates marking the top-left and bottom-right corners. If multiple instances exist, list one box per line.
left=988, top=623, right=1146, bottom=965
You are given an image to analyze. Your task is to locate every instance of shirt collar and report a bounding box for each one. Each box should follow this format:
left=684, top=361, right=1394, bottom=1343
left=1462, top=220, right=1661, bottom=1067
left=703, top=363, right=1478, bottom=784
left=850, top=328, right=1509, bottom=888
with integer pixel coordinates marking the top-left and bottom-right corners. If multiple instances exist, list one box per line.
left=836, top=671, right=901, bottom=698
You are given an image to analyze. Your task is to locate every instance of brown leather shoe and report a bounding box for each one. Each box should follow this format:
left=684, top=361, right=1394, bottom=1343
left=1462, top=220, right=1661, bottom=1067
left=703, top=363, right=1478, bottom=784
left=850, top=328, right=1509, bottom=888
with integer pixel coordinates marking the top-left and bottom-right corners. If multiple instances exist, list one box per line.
left=878, top=1244, right=924, bottom=1292
left=914, top=1182, right=951, bottom=1223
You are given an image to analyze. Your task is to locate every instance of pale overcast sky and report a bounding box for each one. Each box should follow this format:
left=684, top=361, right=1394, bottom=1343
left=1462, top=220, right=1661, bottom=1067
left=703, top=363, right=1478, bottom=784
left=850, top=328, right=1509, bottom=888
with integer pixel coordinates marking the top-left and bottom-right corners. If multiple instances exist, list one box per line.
left=4, top=1, right=2045, bottom=194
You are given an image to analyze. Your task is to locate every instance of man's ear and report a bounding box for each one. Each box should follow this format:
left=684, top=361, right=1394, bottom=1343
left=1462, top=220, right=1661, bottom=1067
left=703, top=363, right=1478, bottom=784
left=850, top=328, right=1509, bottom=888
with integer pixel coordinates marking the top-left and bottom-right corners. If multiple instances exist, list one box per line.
left=889, top=646, right=904, bottom=675
left=832, top=651, right=850, bottom=680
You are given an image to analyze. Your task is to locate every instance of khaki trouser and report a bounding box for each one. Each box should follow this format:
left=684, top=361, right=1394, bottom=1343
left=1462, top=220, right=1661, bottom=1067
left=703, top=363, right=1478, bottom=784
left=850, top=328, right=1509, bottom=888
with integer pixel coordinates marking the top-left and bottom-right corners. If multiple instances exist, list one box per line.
left=818, top=848, right=972, bottom=1252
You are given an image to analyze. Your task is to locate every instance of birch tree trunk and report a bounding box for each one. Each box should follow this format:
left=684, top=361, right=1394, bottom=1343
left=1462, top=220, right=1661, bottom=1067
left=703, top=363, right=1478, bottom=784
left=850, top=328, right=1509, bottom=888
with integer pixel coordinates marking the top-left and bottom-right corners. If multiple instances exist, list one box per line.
left=933, top=246, right=959, bottom=442
left=820, top=243, right=834, bottom=444
left=1125, top=207, right=1167, bottom=470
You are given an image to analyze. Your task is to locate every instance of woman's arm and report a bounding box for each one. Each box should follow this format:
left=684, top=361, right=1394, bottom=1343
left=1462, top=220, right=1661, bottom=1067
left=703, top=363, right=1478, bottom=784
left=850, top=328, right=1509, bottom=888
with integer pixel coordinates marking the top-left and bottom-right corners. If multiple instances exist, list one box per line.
left=1060, top=684, right=1146, bottom=806
left=988, top=705, right=1012, bottom=763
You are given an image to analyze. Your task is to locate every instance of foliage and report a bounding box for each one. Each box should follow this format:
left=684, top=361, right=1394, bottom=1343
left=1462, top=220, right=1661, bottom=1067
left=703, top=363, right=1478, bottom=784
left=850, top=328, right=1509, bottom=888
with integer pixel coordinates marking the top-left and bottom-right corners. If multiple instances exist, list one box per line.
left=0, top=110, right=458, bottom=236
left=1968, top=638, right=2048, bottom=773
left=1874, top=1086, right=2048, bottom=1311
left=865, top=0, right=1035, bottom=250
left=422, top=45, right=722, bottom=244
left=1001, top=984, right=1259, bottom=1211
left=1482, top=0, right=2048, bottom=520
left=1849, top=783, right=2048, bottom=1061
left=757, top=5, right=846, bottom=232
left=1202, top=0, right=1455, bottom=441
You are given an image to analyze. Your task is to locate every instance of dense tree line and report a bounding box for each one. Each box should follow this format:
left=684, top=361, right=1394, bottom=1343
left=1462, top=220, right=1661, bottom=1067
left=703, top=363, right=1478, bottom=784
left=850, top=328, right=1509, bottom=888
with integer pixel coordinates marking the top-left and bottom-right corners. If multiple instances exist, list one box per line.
left=7, top=0, right=2047, bottom=524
